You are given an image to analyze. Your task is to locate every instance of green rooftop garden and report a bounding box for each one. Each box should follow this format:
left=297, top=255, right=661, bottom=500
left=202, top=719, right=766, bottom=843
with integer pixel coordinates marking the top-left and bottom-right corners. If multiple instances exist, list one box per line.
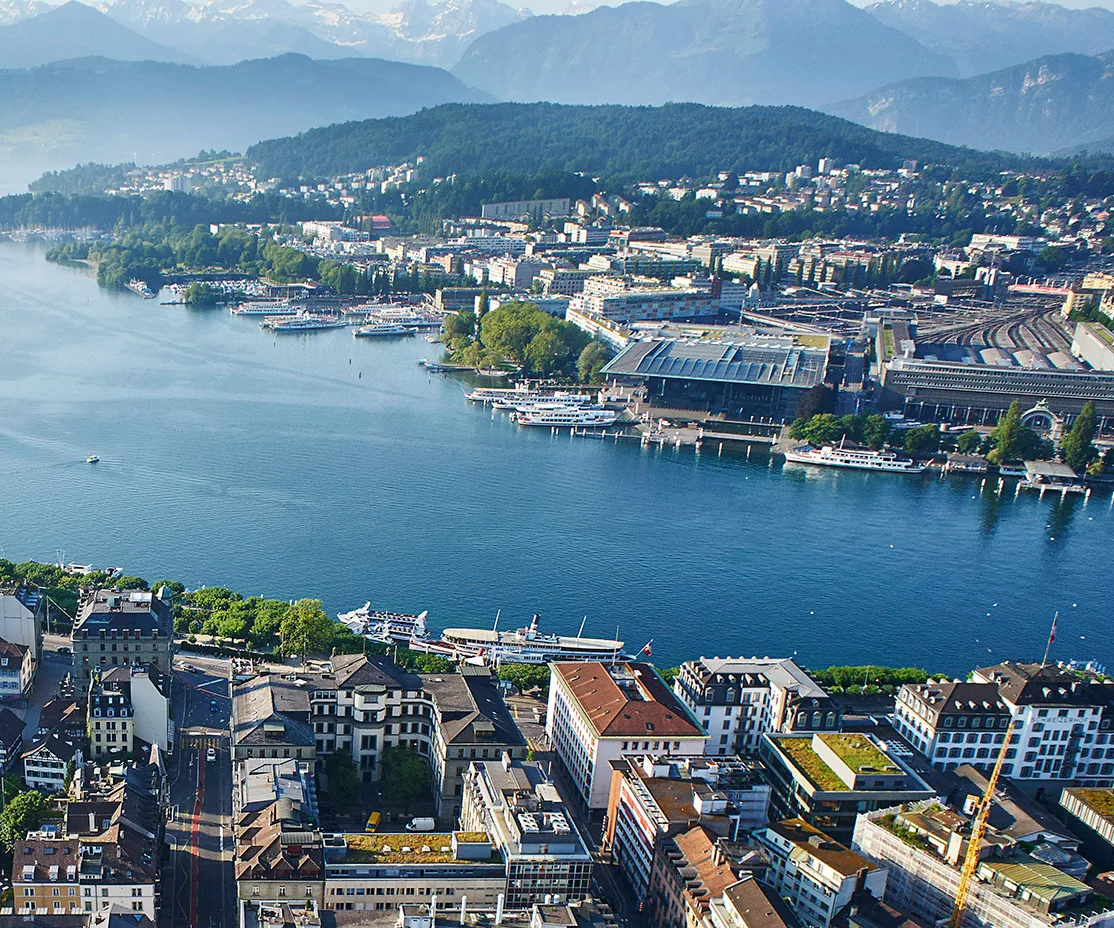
left=1070, top=789, right=1114, bottom=822
left=344, top=833, right=457, bottom=864
left=776, top=737, right=845, bottom=791
left=454, top=832, right=490, bottom=843
left=817, top=733, right=898, bottom=773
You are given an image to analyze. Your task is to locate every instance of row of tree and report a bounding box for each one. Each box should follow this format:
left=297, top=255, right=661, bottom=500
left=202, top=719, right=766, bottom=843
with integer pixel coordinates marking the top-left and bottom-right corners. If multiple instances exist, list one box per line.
left=444, top=300, right=609, bottom=379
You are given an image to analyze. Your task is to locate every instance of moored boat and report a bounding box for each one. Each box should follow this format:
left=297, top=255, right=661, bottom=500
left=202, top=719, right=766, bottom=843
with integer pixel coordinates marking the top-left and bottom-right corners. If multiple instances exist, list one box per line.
left=784, top=438, right=925, bottom=474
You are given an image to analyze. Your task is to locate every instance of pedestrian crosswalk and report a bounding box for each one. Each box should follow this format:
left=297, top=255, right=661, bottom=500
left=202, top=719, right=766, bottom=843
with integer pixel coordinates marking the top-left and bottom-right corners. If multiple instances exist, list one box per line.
left=182, top=731, right=223, bottom=752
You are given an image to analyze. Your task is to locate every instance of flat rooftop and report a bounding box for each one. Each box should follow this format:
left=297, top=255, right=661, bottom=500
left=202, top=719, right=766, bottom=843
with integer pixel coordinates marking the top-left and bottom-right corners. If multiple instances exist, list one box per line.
left=601, top=337, right=828, bottom=388
left=337, top=834, right=462, bottom=864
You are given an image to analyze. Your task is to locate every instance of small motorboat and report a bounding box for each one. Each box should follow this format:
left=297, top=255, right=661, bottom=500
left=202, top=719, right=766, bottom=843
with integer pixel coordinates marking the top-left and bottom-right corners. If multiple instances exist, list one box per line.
left=86, top=455, right=100, bottom=464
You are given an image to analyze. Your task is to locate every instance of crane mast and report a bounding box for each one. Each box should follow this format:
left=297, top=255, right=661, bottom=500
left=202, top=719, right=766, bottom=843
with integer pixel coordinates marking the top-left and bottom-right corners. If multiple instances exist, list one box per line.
left=948, top=721, right=1015, bottom=928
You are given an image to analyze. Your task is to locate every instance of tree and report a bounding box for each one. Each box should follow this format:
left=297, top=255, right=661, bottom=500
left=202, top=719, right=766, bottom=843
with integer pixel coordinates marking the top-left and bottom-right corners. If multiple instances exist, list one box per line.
left=497, top=663, right=550, bottom=694
left=0, top=790, right=46, bottom=851
left=955, top=429, right=981, bottom=454
left=988, top=400, right=1023, bottom=464
left=442, top=310, right=475, bottom=341
left=577, top=342, right=611, bottom=383
left=380, top=746, right=430, bottom=815
left=324, top=751, right=361, bottom=811
left=279, top=599, right=334, bottom=658
left=1060, top=401, right=1097, bottom=472
left=862, top=414, right=891, bottom=451
left=904, top=424, right=941, bottom=456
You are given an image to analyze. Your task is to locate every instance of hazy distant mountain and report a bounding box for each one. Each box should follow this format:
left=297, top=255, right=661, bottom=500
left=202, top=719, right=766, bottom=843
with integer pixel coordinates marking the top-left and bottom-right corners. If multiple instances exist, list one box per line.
left=827, top=50, right=1114, bottom=154
left=0, top=54, right=493, bottom=183
left=866, top=0, right=1114, bottom=76
left=0, top=0, right=527, bottom=66
left=451, top=0, right=954, bottom=106
left=0, top=0, right=190, bottom=66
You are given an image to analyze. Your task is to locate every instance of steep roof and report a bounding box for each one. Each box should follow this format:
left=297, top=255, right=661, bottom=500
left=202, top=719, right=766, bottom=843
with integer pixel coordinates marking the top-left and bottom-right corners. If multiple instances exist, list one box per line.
left=553, top=662, right=704, bottom=739
left=671, top=826, right=739, bottom=914
left=233, top=676, right=314, bottom=748
left=421, top=667, right=524, bottom=747
left=974, top=662, right=1114, bottom=707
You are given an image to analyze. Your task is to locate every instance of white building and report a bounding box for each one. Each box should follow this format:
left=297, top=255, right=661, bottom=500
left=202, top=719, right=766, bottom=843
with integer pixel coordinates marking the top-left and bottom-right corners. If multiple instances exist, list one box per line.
left=23, top=732, right=83, bottom=793
left=674, top=657, right=840, bottom=756
left=758, top=819, right=886, bottom=928
left=0, top=584, right=42, bottom=665
left=896, top=663, right=1114, bottom=782
left=546, top=662, right=706, bottom=809
left=0, top=638, right=33, bottom=698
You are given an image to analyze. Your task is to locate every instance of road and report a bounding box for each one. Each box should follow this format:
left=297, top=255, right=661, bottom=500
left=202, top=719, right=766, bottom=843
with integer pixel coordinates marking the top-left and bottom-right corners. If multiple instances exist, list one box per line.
left=163, top=659, right=236, bottom=928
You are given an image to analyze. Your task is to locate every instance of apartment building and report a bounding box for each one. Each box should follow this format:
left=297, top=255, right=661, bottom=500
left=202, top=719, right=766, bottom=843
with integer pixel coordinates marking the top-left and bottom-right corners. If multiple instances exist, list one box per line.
left=707, top=876, right=800, bottom=928
left=603, top=755, right=767, bottom=903
left=759, top=733, right=934, bottom=842
left=758, top=820, right=885, bottom=928
left=461, top=755, right=593, bottom=908
left=14, top=765, right=162, bottom=919
left=547, top=662, right=706, bottom=809
left=0, top=582, right=44, bottom=665
left=24, top=732, right=83, bottom=793
left=72, top=589, right=173, bottom=688
left=0, top=637, right=34, bottom=698
left=673, top=657, right=841, bottom=756
left=322, top=831, right=506, bottom=913
left=235, top=757, right=318, bottom=822
left=853, top=801, right=1111, bottom=928
left=650, top=826, right=743, bottom=928
left=88, top=670, right=135, bottom=759
left=423, top=666, right=527, bottom=823
left=235, top=801, right=324, bottom=906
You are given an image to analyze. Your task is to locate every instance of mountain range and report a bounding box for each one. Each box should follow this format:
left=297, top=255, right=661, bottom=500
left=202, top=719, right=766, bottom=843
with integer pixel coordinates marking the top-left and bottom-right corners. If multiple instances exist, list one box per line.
left=827, top=49, right=1114, bottom=154
left=0, top=54, right=491, bottom=186
left=0, top=0, right=527, bottom=67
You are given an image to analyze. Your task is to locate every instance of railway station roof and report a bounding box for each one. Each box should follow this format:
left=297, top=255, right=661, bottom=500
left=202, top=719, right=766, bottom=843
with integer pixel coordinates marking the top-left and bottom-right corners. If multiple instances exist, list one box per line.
left=602, top=337, right=828, bottom=388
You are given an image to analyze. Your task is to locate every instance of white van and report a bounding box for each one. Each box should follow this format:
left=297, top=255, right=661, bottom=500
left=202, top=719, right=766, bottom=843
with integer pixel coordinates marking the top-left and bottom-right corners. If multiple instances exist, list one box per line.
left=405, top=817, right=436, bottom=832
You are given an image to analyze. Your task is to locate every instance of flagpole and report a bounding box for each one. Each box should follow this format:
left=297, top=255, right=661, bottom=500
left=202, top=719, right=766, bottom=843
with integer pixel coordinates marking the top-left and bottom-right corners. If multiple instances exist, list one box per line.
left=1042, top=611, right=1059, bottom=667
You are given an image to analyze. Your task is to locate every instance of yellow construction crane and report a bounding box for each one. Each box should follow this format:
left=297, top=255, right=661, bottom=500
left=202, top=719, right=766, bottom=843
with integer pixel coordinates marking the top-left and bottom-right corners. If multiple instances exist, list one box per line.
left=948, top=721, right=1015, bottom=928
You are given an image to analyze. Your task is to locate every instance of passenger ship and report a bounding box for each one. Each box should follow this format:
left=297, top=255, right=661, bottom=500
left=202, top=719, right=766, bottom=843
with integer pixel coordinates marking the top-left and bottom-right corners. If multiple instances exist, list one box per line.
left=261, top=314, right=348, bottom=332
left=784, top=438, right=926, bottom=474
left=514, top=406, right=617, bottom=428
left=335, top=606, right=627, bottom=664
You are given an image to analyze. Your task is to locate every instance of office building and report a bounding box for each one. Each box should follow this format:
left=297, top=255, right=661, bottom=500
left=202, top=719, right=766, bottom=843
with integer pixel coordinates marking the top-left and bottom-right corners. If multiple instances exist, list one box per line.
left=461, top=754, right=593, bottom=907
left=759, top=733, right=935, bottom=841
left=758, top=819, right=885, bottom=928
left=674, top=657, right=841, bottom=756
left=603, top=755, right=767, bottom=903
left=321, top=831, right=506, bottom=913
left=547, top=662, right=706, bottom=809
left=72, top=589, right=173, bottom=689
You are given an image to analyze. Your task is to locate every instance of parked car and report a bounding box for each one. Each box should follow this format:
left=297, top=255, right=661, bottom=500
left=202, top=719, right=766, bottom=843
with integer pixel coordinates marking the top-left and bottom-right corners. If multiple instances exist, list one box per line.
left=56, top=646, right=71, bottom=655
left=206, top=747, right=216, bottom=763
left=364, top=812, right=381, bottom=833
left=405, top=817, right=435, bottom=832
left=210, top=699, right=219, bottom=712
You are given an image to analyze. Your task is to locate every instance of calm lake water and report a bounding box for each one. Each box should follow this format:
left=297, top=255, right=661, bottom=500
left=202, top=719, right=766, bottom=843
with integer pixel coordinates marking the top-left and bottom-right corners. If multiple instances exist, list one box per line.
left=0, top=241, right=1109, bottom=673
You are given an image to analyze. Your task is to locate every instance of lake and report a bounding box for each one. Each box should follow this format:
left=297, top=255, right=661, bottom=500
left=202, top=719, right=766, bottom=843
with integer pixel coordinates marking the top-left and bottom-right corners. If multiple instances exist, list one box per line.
left=0, top=241, right=1108, bottom=673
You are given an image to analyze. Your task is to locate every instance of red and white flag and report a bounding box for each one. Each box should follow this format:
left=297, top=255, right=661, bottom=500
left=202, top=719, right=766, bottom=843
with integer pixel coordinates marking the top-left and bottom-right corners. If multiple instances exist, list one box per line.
left=640, top=640, right=654, bottom=657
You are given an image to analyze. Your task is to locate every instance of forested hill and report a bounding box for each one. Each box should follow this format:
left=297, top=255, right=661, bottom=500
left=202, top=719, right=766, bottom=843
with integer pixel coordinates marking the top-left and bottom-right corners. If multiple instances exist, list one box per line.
left=246, top=102, right=1027, bottom=183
